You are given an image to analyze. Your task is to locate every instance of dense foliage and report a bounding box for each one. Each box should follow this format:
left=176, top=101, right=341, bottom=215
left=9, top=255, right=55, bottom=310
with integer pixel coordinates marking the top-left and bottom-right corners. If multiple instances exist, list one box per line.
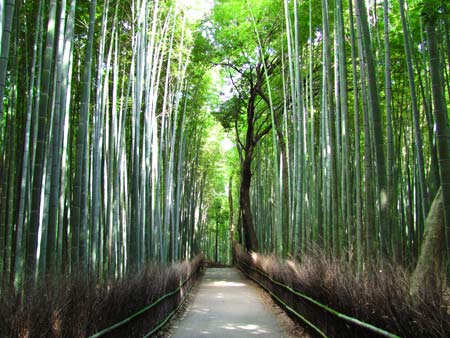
left=206, top=0, right=450, bottom=282
left=0, top=0, right=449, bottom=333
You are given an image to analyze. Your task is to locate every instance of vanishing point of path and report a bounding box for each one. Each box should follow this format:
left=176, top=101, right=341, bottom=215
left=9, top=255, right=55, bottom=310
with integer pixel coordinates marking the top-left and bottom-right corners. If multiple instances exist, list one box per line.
left=169, top=268, right=292, bottom=338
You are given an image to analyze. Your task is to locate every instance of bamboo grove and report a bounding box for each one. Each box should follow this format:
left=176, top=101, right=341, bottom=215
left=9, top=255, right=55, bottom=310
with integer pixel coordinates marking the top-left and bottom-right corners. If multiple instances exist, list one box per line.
left=0, top=0, right=216, bottom=290
left=0, top=0, right=449, bottom=295
left=208, top=0, right=450, bottom=277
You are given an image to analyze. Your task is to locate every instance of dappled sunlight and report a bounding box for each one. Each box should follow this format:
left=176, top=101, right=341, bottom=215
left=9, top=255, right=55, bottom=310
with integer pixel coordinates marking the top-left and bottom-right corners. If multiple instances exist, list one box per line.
left=380, top=189, right=388, bottom=208
left=251, top=251, right=259, bottom=264
left=220, top=323, right=269, bottom=334
left=238, top=324, right=266, bottom=332
left=221, top=325, right=237, bottom=330
left=287, top=259, right=300, bottom=276
left=192, top=307, right=211, bottom=314
left=171, top=268, right=285, bottom=337
left=210, top=280, right=246, bottom=287
left=176, top=324, right=270, bottom=336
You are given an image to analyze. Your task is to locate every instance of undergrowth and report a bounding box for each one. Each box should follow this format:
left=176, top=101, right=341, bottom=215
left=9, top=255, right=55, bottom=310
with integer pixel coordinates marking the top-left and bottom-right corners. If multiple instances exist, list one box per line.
left=0, top=255, right=203, bottom=338
left=235, top=245, right=449, bottom=338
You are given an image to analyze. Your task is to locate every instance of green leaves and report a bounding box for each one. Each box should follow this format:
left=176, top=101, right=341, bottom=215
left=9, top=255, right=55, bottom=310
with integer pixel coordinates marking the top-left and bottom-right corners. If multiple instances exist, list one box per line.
left=207, top=0, right=283, bottom=67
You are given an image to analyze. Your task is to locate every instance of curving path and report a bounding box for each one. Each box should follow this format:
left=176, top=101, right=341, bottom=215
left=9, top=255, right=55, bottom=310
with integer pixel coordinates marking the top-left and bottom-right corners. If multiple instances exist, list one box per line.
left=169, top=268, right=288, bottom=338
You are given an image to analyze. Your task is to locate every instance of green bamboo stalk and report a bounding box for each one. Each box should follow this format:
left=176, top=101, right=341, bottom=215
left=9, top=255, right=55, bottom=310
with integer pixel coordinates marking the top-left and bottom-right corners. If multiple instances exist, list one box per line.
left=26, top=0, right=57, bottom=280
left=0, top=0, right=15, bottom=155
left=72, top=0, right=97, bottom=272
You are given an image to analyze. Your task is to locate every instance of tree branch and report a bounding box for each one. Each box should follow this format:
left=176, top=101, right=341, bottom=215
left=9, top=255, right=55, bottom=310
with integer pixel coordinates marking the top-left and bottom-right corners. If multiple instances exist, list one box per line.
left=235, top=118, right=244, bottom=151
left=254, top=122, right=272, bottom=145
left=217, top=61, right=244, bottom=75
left=228, top=70, right=245, bottom=100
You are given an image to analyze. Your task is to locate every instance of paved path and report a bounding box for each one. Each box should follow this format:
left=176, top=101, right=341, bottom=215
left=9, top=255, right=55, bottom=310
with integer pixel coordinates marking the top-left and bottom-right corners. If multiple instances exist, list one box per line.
left=170, top=268, right=287, bottom=338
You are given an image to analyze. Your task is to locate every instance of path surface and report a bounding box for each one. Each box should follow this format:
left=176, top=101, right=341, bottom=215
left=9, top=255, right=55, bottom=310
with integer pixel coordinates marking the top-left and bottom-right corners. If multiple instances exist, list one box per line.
left=169, top=268, right=288, bottom=338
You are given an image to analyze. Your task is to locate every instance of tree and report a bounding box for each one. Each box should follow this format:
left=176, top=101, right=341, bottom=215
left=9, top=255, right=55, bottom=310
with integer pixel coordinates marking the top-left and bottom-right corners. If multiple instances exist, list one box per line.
left=423, top=0, right=450, bottom=276
left=72, top=0, right=97, bottom=272
left=410, top=188, right=444, bottom=299
left=209, top=0, right=283, bottom=252
left=0, top=0, right=15, bottom=156
left=26, top=0, right=57, bottom=281
left=355, top=0, right=389, bottom=258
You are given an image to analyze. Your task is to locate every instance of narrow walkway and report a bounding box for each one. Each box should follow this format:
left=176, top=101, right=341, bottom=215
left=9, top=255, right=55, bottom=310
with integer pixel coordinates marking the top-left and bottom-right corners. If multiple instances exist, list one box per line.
left=170, top=268, right=287, bottom=338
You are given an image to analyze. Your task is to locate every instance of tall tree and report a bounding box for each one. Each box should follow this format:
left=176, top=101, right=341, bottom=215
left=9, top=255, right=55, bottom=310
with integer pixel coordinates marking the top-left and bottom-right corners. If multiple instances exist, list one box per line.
left=384, top=0, right=395, bottom=258
left=423, top=0, right=450, bottom=275
left=355, top=0, right=389, bottom=257
left=26, top=0, right=57, bottom=280
left=210, top=0, right=282, bottom=252
left=322, top=0, right=340, bottom=256
left=399, top=0, right=429, bottom=224
left=72, top=0, right=97, bottom=272
left=0, top=0, right=15, bottom=155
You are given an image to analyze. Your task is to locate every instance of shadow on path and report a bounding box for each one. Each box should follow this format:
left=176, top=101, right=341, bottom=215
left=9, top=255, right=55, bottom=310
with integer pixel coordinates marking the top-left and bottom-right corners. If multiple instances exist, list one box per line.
left=170, top=268, right=287, bottom=338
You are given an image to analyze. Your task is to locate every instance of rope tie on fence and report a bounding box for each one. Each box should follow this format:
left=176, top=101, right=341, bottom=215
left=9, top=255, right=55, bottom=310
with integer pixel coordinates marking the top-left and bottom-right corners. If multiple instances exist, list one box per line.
left=88, top=265, right=201, bottom=338
left=239, top=260, right=400, bottom=338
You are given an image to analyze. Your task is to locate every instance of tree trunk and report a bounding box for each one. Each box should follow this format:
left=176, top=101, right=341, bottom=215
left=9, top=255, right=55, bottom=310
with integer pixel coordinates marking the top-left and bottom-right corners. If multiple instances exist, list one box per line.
left=399, top=0, right=429, bottom=222
left=71, top=0, right=96, bottom=272
left=337, top=0, right=352, bottom=258
left=47, top=0, right=67, bottom=275
left=322, top=0, right=339, bottom=257
left=356, top=4, right=377, bottom=263
left=349, top=0, right=362, bottom=270
left=240, top=153, right=258, bottom=252
left=273, top=112, right=289, bottom=256
left=0, top=0, right=15, bottom=155
left=13, top=0, right=43, bottom=287
left=410, top=188, right=444, bottom=300
left=229, top=175, right=235, bottom=262
left=26, top=0, right=57, bottom=280
left=424, top=1, right=450, bottom=277
left=356, top=0, right=388, bottom=257
left=384, top=0, right=395, bottom=257
left=215, top=216, right=219, bottom=263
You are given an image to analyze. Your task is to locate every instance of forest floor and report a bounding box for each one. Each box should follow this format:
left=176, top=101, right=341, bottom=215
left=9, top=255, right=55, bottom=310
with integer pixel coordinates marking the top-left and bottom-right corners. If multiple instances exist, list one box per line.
left=163, top=268, right=308, bottom=338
